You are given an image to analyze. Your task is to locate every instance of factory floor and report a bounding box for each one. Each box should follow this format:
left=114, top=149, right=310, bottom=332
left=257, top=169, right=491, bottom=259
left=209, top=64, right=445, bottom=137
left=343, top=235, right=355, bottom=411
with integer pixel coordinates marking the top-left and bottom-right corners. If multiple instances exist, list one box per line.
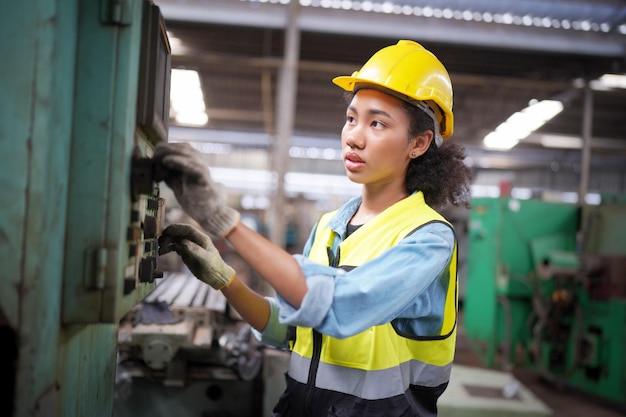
left=453, top=319, right=625, bottom=417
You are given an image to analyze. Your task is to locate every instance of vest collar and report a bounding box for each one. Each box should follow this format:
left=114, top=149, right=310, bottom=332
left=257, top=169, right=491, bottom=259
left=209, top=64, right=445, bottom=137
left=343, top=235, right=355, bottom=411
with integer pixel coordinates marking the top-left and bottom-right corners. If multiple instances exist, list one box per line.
left=327, top=192, right=426, bottom=237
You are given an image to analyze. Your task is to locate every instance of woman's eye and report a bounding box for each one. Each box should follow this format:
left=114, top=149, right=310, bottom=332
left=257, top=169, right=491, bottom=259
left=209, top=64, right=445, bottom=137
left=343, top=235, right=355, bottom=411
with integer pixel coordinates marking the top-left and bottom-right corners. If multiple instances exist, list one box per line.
left=346, top=115, right=355, bottom=124
left=371, top=120, right=384, bottom=128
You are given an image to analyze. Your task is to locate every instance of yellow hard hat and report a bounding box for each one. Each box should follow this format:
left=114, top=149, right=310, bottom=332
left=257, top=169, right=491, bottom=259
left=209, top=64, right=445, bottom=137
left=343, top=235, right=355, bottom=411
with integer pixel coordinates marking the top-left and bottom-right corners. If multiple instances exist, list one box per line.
left=333, top=40, right=454, bottom=141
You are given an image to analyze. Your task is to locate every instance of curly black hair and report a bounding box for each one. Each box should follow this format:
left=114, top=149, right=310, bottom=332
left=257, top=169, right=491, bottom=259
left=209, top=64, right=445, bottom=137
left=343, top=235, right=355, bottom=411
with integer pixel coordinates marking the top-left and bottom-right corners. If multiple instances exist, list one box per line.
left=401, top=100, right=473, bottom=210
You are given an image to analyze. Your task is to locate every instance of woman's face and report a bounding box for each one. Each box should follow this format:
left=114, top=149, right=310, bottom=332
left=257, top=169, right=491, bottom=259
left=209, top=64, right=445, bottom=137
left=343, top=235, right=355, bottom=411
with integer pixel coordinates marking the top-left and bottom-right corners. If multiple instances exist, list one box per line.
left=341, top=89, right=415, bottom=188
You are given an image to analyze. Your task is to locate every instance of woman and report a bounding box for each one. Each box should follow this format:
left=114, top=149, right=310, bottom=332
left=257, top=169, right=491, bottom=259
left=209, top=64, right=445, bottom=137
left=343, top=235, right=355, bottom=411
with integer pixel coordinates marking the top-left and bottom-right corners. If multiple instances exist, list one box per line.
left=155, top=40, right=472, bottom=416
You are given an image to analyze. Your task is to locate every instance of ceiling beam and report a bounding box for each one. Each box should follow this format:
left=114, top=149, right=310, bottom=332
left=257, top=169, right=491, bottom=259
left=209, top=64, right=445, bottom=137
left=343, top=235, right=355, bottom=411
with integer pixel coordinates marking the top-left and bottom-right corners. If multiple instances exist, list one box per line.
left=156, top=0, right=626, bottom=57
left=173, top=51, right=574, bottom=90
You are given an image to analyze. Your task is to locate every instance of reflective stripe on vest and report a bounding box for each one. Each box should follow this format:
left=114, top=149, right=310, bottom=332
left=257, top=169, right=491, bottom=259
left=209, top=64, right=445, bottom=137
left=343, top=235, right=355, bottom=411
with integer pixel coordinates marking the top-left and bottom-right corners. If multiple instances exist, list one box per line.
left=289, top=347, right=455, bottom=399
left=290, top=192, right=458, bottom=400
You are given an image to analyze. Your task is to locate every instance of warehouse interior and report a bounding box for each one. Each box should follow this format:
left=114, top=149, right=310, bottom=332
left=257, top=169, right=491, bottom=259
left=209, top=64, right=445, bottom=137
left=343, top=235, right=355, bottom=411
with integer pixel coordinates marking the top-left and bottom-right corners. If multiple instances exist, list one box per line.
left=157, top=0, right=626, bottom=203
left=117, top=1, right=626, bottom=416
left=2, top=1, right=626, bottom=416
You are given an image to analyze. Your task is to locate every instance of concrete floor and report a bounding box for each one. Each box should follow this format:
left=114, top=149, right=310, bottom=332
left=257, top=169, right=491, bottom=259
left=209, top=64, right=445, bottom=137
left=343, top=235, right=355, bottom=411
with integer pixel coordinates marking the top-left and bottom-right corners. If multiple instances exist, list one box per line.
left=452, top=325, right=625, bottom=417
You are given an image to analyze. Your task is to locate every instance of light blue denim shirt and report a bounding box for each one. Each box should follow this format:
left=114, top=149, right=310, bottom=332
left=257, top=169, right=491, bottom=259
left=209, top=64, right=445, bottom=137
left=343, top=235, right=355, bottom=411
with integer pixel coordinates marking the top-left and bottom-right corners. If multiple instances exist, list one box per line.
left=257, top=195, right=455, bottom=349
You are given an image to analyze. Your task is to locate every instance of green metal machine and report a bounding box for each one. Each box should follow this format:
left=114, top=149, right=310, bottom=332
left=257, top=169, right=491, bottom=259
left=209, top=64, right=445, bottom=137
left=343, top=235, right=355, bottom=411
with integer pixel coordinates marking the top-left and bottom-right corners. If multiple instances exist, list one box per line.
left=464, top=197, right=626, bottom=406
left=1, top=1, right=171, bottom=416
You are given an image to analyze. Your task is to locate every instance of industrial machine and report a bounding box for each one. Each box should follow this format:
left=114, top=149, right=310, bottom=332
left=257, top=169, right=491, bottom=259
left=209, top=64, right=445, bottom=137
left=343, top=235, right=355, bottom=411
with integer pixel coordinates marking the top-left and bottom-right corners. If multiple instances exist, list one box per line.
left=2, top=3, right=289, bottom=415
left=2, top=1, right=171, bottom=416
left=463, top=196, right=626, bottom=407
left=111, top=216, right=290, bottom=417
left=113, top=270, right=269, bottom=417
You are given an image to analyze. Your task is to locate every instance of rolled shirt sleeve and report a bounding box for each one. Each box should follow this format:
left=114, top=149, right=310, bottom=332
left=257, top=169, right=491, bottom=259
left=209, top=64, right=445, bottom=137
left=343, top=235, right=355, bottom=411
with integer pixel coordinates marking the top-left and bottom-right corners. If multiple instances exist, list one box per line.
left=259, top=222, right=454, bottom=341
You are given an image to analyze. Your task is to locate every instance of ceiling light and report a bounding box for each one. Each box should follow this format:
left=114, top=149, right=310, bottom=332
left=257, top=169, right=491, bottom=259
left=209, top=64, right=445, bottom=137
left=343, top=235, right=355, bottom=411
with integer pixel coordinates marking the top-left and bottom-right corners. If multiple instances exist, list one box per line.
left=361, top=1, right=374, bottom=12
left=595, top=74, right=626, bottom=90
left=497, top=113, right=537, bottom=137
left=483, top=131, right=519, bottom=150
left=170, top=69, right=208, bottom=126
left=381, top=2, right=394, bottom=14
left=484, top=99, right=564, bottom=150
left=523, top=99, right=563, bottom=119
left=166, top=32, right=184, bottom=54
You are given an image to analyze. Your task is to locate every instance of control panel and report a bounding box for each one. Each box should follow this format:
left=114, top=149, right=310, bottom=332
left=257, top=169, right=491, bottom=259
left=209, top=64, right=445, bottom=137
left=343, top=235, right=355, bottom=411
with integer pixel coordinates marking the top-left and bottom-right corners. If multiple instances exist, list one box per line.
left=127, top=151, right=165, bottom=293
left=62, top=0, right=171, bottom=324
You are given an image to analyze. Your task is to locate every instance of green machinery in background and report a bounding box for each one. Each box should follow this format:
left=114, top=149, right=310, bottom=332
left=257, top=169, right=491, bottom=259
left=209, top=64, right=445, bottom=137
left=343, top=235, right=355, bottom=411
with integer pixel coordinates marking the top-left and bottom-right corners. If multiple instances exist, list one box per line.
left=464, top=197, right=626, bottom=406
left=1, top=1, right=171, bottom=416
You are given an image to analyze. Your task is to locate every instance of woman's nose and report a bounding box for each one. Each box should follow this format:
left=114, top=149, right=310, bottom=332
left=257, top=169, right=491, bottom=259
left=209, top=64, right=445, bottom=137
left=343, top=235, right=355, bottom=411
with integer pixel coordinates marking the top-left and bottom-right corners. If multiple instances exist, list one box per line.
left=344, top=128, right=364, bottom=149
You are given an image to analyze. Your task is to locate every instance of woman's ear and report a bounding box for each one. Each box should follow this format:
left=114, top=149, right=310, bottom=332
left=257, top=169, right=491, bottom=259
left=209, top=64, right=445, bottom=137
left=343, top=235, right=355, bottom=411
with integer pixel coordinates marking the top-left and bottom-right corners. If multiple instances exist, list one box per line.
left=409, top=131, right=434, bottom=159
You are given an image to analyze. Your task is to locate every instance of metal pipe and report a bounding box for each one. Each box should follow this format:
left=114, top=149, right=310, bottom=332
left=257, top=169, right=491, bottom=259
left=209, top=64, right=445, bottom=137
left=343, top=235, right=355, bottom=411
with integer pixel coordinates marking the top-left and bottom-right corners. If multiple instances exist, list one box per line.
left=268, top=0, right=300, bottom=250
left=578, top=82, right=593, bottom=207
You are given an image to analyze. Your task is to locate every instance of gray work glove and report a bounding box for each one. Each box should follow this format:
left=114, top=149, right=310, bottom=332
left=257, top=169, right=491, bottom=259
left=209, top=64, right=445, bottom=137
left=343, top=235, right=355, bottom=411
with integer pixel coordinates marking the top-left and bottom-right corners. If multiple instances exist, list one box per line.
left=153, top=142, right=240, bottom=238
left=159, top=223, right=235, bottom=290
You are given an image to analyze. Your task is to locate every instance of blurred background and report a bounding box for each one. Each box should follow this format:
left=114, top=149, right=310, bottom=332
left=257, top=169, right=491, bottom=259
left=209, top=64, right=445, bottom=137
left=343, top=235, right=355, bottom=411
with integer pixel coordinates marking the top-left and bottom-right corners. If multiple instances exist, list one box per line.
left=3, top=1, right=626, bottom=416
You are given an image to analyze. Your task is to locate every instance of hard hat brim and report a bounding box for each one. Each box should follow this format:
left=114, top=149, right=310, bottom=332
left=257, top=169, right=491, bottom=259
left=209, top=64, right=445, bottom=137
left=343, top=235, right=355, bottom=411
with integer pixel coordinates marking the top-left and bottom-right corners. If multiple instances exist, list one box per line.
left=332, top=75, right=358, bottom=92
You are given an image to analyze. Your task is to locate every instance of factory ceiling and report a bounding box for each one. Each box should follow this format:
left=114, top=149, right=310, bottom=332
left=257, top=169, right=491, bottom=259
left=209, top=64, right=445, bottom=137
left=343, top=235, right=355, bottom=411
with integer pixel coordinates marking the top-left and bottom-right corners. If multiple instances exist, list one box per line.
left=154, top=0, right=626, bottom=173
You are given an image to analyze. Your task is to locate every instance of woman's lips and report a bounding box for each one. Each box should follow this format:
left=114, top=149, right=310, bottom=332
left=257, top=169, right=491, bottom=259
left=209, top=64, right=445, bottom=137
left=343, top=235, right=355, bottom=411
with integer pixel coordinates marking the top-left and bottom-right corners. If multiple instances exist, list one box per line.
left=344, top=151, right=365, bottom=170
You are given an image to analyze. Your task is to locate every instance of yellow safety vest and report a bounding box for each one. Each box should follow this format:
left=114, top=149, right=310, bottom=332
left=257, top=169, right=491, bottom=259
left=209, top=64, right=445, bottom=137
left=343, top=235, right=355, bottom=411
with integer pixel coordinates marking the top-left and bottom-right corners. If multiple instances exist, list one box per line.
left=289, top=192, right=458, bottom=401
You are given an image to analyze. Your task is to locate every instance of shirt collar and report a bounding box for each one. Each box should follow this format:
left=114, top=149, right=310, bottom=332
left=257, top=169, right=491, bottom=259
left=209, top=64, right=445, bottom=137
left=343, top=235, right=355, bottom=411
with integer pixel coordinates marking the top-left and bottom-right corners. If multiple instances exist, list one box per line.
left=327, top=195, right=362, bottom=238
